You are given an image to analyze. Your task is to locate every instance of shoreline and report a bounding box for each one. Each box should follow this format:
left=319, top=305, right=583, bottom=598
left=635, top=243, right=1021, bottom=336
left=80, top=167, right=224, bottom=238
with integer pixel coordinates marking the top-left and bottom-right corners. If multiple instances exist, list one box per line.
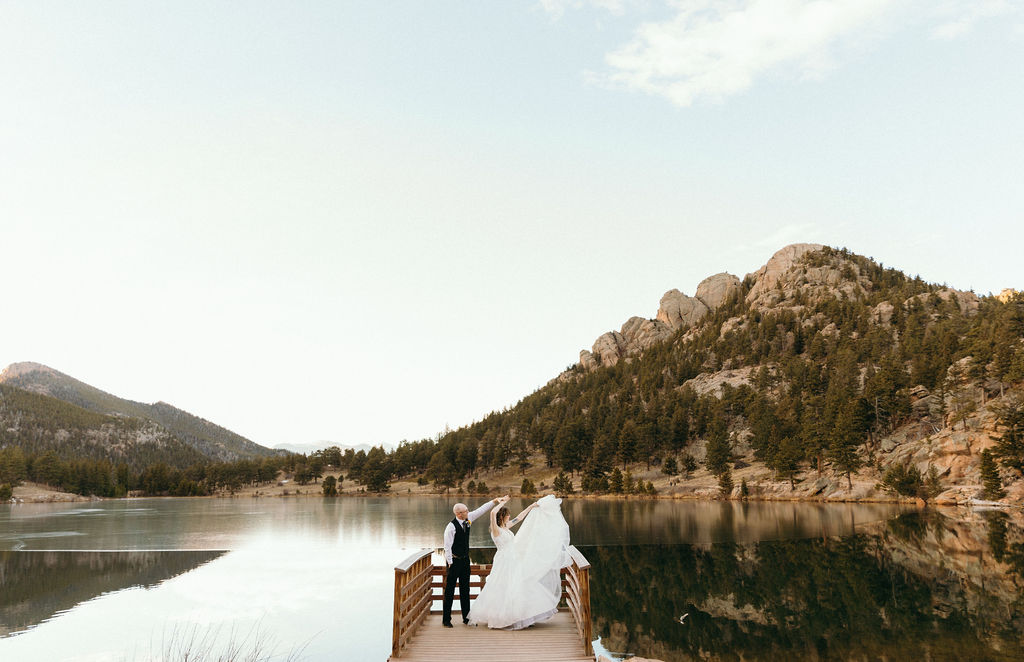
left=9, top=479, right=1013, bottom=510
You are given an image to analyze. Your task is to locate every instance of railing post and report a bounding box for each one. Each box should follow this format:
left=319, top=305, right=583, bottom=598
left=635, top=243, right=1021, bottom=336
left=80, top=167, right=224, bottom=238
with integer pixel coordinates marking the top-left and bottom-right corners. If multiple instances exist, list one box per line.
left=391, top=565, right=404, bottom=659
left=392, top=548, right=433, bottom=659
left=564, top=545, right=593, bottom=657
left=579, top=562, right=593, bottom=656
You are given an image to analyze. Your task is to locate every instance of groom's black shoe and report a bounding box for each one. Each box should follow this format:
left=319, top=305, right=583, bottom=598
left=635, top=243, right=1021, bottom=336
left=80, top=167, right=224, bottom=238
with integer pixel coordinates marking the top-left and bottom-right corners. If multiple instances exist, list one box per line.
left=463, top=618, right=470, bottom=625
left=442, top=622, right=453, bottom=628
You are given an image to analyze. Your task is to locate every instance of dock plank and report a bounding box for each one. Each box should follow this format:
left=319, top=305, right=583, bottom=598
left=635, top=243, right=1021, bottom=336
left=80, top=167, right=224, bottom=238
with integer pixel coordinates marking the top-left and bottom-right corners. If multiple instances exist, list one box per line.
left=390, top=611, right=593, bottom=661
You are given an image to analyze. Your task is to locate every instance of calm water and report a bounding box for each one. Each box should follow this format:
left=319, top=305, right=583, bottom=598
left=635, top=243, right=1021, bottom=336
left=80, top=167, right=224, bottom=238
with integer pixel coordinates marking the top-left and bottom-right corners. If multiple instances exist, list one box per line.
left=1, top=497, right=1021, bottom=661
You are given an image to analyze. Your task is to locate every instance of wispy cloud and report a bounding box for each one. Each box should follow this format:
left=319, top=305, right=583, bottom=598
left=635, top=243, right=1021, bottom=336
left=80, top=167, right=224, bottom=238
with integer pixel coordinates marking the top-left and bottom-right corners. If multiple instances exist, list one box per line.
left=571, top=0, right=1022, bottom=107
left=599, top=0, right=900, bottom=106
left=930, top=0, right=1016, bottom=39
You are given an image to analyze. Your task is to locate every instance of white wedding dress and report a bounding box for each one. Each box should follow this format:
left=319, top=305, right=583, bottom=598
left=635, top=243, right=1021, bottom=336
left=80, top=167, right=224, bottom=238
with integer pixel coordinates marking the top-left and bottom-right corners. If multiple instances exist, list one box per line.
left=468, top=495, right=571, bottom=630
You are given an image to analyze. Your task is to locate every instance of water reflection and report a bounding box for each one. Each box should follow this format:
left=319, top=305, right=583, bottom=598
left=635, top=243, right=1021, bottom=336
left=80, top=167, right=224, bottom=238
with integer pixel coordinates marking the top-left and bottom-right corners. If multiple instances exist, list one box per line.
left=0, top=497, right=905, bottom=552
left=4, top=498, right=1017, bottom=661
left=589, top=510, right=1024, bottom=662
left=562, top=499, right=901, bottom=545
left=0, top=550, right=225, bottom=637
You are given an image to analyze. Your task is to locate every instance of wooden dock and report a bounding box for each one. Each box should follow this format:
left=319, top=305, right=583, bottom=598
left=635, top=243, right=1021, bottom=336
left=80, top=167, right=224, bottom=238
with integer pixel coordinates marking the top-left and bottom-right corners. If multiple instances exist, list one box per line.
left=389, top=546, right=594, bottom=661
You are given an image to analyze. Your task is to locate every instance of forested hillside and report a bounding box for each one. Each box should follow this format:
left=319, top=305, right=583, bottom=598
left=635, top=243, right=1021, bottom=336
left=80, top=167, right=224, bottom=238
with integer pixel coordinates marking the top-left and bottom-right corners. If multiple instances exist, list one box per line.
left=342, top=245, right=1024, bottom=503
left=0, top=362, right=273, bottom=461
left=0, top=377, right=287, bottom=498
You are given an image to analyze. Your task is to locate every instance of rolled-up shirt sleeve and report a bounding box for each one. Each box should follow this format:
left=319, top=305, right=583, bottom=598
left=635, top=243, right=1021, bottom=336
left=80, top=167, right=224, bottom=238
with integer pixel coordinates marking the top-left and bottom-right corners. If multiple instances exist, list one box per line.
left=443, top=521, right=456, bottom=565
left=467, top=500, right=496, bottom=524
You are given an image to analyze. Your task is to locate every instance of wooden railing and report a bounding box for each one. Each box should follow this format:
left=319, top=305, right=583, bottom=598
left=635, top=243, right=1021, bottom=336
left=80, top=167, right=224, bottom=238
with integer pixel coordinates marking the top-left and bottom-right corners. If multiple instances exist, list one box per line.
left=391, top=546, right=593, bottom=659
left=392, top=548, right=435, bottom=659
left=563, top=546, right=593, bottom=656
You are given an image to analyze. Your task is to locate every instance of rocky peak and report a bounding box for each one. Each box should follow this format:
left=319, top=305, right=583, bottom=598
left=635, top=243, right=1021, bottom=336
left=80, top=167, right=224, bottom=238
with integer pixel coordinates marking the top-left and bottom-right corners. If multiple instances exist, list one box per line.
left=0, top=362, right=59, bottom=381
left=744, top=243, right=825, bottom=302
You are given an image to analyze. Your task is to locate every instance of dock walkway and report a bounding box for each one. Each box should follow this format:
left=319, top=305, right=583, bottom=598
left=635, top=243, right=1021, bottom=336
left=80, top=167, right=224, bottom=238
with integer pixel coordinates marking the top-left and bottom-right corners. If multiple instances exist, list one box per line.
left=389, top=546, right=594, bottom=661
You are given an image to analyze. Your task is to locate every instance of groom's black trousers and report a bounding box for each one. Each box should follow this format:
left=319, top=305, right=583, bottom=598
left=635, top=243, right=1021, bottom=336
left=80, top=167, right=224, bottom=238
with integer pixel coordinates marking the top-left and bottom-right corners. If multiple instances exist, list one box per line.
left=442, top=557, right=471, bottom=624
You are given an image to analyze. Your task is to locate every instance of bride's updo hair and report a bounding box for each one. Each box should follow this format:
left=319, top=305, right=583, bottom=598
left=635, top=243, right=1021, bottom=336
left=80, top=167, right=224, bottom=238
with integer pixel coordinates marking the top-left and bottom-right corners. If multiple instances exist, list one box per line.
left=496, top=506, right=510, bottom=527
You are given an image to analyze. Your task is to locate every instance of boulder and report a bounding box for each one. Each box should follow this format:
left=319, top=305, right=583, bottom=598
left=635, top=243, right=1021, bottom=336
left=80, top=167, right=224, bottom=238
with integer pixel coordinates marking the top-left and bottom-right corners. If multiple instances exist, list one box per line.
left=695, top=272, right=741, bottom=310
left=871, top=301, right=895, bottom=325
left=592, top=331, right=627, bottom=367
left=657, top=289, right=709, bottom=330
left=620, top=316, right=674, bottom=348
left=681, top=367, right=756, bottom=398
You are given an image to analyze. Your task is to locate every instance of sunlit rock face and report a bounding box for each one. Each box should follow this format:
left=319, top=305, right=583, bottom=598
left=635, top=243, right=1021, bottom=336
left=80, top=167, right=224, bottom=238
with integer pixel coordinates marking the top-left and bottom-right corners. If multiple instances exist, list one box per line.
left=744, top=243, right=825, bottom=302
left=998, top=288, right=1020, bottom=303
left=656, top=290, right=709, bottom=330
left=695, top=272, right=741, bottom=311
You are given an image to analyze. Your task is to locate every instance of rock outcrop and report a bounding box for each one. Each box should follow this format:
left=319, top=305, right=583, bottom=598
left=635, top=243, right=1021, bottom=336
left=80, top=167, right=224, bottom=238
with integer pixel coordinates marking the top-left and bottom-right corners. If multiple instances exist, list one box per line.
left=578, top=272, right=744, bottom=372
left=997, top=288, right=1020, bottom=303
left=580, top=317, right=674, bottom=368
left=695, top=272, right=742, bottom=310
left=656, top=289, right=709, bottom=330
left=745, top=243, right=824, bottom=302
left=574, top=242, right=983, bottom=374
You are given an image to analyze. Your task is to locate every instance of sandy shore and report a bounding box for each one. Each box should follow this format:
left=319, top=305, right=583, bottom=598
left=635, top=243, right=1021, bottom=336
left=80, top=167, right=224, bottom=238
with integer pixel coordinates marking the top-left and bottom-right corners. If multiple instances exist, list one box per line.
left=7, top=460, right=1018, bottom=508
left=10, top=482, right=95, bottom=504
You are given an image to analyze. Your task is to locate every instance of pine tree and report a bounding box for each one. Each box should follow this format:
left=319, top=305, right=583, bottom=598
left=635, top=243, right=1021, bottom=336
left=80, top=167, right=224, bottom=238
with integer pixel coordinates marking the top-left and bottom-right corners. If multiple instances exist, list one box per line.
left=980, top=449, right=1005, bottom=500
left=829, top=402, right=865, bottom=489
left=618, top=420, right=638, bottom=469
left=718, top=468, right=734, bottom=497
left=662, top=455, right=678, bottom=476
left=773, top=436, right=802, bottom=489
left=670, top=406, right=690, bottom=452
left=552, top=471, right=573, bottom=495
left=704, top=419, right=731, bottom=477
left=609, top=467, right=624, bottom=493
left=991, top=399, right=1024, bottom=474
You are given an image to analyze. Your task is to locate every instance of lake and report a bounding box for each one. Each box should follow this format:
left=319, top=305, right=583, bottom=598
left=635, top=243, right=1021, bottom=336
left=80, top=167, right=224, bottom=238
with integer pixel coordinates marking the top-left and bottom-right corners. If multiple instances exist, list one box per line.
left=1, top=497, right=1022, bottom=661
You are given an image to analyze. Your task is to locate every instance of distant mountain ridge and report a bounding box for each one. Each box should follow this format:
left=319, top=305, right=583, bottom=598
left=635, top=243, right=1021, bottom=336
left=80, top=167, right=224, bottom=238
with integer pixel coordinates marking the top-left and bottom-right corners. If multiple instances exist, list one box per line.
left=272, top=441, right=393, bottom=455
left=0, top=362, right=273, bottom=462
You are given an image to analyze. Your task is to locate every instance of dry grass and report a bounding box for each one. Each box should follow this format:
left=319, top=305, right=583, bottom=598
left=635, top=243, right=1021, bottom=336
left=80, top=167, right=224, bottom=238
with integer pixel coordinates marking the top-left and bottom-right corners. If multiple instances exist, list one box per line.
left=131, top=621, right=311, bottom=662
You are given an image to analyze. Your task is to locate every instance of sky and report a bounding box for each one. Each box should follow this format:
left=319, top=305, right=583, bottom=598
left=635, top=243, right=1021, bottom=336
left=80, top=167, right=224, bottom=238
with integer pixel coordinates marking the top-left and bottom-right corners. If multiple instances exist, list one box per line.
left=1, top=1, right=1022, bottom=449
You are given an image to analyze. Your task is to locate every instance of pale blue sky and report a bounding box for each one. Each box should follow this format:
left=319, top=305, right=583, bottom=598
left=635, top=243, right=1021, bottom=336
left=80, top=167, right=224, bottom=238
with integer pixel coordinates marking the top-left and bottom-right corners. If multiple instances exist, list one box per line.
left=2, top=1, right=1022, bottom=448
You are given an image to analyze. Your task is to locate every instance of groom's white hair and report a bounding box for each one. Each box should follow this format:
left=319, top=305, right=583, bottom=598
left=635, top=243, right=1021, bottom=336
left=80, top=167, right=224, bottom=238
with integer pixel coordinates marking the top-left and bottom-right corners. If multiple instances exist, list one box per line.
left=453, top=503, right=467, bottom=515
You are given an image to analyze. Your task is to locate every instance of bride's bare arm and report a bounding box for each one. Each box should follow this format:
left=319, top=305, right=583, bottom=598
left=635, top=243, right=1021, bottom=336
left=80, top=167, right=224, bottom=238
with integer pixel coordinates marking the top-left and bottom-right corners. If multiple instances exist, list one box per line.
left=489, top=496, right=510, bottom=537
left=508, top=502, right=540, bottom=528
left=489, top=503, right=500, bottom=538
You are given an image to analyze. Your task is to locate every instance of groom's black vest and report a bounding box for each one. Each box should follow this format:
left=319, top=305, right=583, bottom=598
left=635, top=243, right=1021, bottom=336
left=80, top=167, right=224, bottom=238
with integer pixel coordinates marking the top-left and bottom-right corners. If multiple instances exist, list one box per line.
left=451, top=517, right=470, bottom=558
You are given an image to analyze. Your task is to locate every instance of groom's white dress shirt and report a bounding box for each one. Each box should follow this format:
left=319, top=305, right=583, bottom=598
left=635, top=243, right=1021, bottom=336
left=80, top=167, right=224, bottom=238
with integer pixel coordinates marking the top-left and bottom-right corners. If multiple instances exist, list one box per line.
left=443, top=500, right=496, bottom=565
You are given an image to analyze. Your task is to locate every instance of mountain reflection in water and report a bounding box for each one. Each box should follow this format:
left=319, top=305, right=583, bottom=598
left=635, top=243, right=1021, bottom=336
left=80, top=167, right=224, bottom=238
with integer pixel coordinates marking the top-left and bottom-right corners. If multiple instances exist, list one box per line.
left=0, top=550, right=226, bottom=637
left=589, top=510, right=1024, bottom=662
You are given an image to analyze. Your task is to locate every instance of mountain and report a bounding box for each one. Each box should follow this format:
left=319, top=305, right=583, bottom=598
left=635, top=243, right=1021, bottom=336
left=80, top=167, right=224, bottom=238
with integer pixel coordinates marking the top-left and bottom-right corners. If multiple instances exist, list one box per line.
left=0, top=383, right=208, bottom=471
left=272, top=441, right=393, bottom=455
left=373, top=243, right=1024, bottom=504
left=0, top=363, right=274, bottom=462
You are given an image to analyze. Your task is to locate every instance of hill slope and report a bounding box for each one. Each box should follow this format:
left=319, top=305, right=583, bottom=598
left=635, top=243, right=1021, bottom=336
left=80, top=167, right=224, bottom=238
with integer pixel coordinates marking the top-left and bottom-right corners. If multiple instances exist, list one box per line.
left=0, top=383, right=207, bottom=471
left=367, top=244, right=1024, bottom=504
left=0, top=363, right=273, bottom=461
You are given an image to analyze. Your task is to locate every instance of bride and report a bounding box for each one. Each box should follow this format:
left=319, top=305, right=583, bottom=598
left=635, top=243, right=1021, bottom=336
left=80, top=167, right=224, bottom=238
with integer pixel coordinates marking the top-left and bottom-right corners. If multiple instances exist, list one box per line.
left=468, top=494, right=571, bottom=630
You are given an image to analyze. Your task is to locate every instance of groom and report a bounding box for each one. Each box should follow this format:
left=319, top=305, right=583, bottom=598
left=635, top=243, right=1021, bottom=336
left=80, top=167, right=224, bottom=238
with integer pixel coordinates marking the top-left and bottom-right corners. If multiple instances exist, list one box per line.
left=442, top=496, right=507, bottom=627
